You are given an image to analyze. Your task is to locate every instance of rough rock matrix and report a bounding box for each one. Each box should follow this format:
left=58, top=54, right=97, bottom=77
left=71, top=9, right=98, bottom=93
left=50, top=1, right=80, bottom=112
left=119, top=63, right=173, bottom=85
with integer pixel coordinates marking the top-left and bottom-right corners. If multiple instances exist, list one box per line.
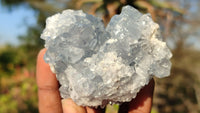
left=41, top=5, right=172, bottom=107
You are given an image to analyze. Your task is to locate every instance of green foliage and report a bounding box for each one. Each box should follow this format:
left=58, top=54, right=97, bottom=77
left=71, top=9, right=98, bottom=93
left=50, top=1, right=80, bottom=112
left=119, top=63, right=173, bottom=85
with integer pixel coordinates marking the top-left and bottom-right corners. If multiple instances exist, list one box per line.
left=18, top=26, right=44, bottom=69
left=105, top=104, right=118, bottom=113
left=0, top=94, right=18, bottom=113
left=151, top=107, right=159, bottom=113
left=0, top=45, right=25, bottom=76
left=1, top=0, right=25, bottom=6
left=0, top=76, right=38, bottom=113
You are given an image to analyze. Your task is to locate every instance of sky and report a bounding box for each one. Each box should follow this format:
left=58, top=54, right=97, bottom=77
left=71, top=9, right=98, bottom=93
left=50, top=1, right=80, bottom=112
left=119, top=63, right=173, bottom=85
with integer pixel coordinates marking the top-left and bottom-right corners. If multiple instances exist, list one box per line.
left=0, top=3, right=36, bottom=46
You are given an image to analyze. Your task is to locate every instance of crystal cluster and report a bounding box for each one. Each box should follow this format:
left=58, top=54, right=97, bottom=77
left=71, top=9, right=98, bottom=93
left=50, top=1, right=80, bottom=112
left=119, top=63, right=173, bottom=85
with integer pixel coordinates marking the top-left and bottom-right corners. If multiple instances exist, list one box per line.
left=41, top=5, right=172, bottom=107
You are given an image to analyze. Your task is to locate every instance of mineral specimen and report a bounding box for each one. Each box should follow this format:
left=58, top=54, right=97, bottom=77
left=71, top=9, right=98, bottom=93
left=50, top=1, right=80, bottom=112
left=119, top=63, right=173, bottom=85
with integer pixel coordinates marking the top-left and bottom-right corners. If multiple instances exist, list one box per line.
left=41, top=5, right=172, bottom=107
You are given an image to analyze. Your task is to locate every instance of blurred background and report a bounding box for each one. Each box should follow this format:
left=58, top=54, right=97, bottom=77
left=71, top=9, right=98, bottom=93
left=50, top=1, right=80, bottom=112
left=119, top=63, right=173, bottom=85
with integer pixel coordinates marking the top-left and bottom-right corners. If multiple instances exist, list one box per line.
left=0, top=0, right=200, bottom=113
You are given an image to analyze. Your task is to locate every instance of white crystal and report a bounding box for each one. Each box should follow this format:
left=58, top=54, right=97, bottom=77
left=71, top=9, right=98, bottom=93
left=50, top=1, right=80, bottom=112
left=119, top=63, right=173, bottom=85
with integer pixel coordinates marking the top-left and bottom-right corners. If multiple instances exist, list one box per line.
left=41, top=5, right=172, bottom=107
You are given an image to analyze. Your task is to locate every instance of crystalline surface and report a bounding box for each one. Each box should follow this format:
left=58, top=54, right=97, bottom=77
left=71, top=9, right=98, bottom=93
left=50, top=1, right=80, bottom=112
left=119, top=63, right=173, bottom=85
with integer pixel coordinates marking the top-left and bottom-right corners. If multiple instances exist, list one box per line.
left=41, top=5, right=172, bottom=107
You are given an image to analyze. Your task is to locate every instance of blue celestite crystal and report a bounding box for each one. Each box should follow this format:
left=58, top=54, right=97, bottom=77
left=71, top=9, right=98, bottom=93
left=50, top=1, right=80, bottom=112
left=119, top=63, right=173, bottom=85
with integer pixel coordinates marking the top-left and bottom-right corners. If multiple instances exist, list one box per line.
left=41, top=5, right=172, bottom=107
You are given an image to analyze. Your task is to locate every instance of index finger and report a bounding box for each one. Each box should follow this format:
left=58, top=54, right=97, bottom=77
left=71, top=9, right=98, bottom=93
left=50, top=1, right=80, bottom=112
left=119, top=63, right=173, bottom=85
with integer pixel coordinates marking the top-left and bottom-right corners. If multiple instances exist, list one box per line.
left=36, top=48, right=63, bottom=113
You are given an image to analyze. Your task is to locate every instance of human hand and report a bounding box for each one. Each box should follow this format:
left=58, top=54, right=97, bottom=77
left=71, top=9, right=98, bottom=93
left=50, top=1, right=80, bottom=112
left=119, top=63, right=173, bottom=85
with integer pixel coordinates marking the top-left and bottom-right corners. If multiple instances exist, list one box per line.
left=36, top=48, right=154, bottom=113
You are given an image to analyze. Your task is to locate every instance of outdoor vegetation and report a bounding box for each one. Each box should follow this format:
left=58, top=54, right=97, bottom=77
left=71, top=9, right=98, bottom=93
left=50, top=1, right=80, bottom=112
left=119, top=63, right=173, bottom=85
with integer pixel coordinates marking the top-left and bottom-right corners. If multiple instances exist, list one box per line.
left=0, top=0, right=200, bottom=113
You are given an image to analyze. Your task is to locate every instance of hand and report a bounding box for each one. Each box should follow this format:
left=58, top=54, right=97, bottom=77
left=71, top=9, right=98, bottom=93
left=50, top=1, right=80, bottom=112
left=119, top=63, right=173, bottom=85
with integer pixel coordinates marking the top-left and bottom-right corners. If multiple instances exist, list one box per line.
left=36, top=48, right=155, bottom=113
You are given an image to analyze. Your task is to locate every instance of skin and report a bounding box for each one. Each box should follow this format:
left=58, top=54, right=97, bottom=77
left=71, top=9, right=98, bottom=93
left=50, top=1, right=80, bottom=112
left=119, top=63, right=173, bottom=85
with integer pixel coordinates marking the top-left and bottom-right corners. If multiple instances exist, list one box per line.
left=36, top=48, right=155, bottom=113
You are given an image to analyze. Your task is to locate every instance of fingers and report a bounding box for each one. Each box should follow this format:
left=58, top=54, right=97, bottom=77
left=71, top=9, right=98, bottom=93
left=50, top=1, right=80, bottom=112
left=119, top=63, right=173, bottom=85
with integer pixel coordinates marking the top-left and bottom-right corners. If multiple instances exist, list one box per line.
left=62, top=98, right=87, bottom=113
left=128, top=79, right=155, bottom=113
left=36, top=48, right=63, bottom=113
left=61, top=99, right=105, bottom=113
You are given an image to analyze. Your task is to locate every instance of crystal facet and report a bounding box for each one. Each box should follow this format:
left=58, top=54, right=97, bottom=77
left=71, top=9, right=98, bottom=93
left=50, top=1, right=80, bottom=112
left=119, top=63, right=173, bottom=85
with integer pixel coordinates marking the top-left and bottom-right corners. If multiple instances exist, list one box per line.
left=41, top=5, right=172, bottom=107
